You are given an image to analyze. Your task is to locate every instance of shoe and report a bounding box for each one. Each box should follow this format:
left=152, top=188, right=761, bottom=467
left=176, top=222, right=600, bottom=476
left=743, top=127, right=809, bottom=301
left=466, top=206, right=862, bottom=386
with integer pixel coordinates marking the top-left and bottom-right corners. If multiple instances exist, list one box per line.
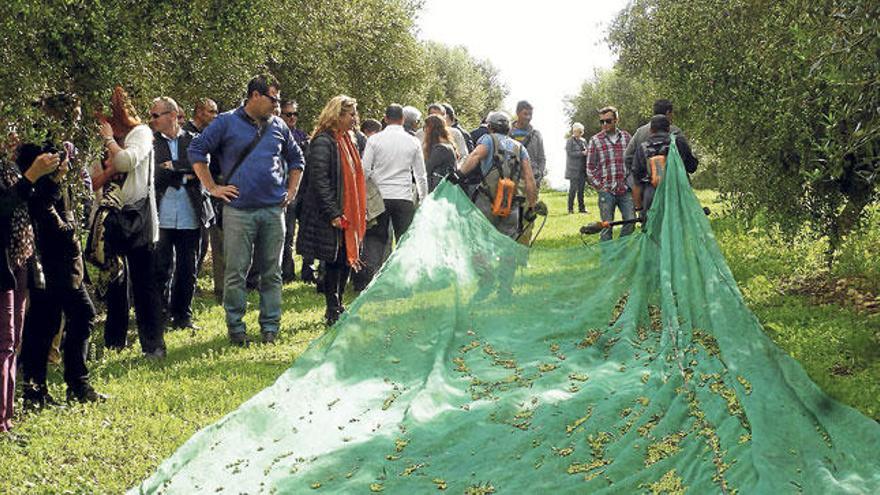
left=261, top=331, right=277, bottom=344
left=143, top=348, right=167, bottom=360
left=66, top=383, right=108, bottom=404
left=568, top=209, right=574, bottom=214
left=579, top=209, right=589, bottom=214
left=22, top=384, right=63, bottom=411
left=324, top=307, right=342, bottom=327
left=229, top=332, right=249, bottom=347
left=172, top=319, right=201, bottom=331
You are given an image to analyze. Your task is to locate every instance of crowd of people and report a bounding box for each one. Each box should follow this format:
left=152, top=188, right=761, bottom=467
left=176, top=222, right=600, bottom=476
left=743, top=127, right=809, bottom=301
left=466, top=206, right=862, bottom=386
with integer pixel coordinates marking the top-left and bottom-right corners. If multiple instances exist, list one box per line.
left=0, top=71, right=694, bottom=439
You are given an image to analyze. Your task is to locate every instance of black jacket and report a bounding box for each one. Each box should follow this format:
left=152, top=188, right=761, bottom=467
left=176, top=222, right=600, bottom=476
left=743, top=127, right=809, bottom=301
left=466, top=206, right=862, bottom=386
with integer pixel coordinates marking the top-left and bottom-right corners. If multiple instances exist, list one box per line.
left=296, top=131, right=343, bottom=262
left=0, top=171, right=34, bottom=290
left=28, top=178, right=84, bottom=289
left=154, top=130, right=214, bottom=228
left=632, top=131, right=698, bottom=184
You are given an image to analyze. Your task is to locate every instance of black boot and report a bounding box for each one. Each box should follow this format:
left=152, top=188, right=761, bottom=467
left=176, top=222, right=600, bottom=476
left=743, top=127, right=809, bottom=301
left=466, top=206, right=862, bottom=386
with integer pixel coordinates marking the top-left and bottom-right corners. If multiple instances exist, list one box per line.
left=22, top=383, right=63, bottom=411
left=66, top=383, right=108, bottom=404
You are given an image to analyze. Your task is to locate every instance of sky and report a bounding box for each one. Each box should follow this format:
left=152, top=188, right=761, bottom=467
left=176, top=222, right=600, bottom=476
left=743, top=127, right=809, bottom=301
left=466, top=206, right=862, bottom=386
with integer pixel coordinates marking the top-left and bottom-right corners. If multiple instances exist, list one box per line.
left=416, top=0, right=629, bottom=189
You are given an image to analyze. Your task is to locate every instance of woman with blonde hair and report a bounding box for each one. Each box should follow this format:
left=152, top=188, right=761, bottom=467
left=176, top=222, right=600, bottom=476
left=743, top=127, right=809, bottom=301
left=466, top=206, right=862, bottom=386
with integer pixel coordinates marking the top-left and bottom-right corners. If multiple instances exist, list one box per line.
left=422, top=114, right=457, bottom=192
left=565, top=122, right=588, bottom=214
left=296, top=95, right=366, bottom=325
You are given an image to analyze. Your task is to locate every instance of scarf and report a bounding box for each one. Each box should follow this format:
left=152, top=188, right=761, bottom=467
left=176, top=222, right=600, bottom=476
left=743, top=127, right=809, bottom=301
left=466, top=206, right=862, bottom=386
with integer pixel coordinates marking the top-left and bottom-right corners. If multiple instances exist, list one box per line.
left=0, top=163, right=35, bottom=269
left=336, top=130, right=367, bottom=269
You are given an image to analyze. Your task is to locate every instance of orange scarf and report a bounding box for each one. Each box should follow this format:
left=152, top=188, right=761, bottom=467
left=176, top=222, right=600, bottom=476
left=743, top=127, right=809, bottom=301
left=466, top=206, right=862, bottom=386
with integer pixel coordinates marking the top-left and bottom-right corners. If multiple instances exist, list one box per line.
left=336, top=130, right=367, bottom=269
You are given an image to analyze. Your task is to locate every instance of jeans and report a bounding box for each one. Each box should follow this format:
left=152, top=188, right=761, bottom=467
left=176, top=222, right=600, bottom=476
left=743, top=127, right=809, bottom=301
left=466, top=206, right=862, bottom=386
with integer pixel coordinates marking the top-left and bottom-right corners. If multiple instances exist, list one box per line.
left=567, top=171, right=586, bottom=213
left=20, top=283, right=95, bottom=389
left=0, top=268, right=27, bottom=432
left=359, top=199, right=415, bottom=287
left=155, top=228, right=201, bottom=324
left=104, top=244, right=166, bottom=353
left=597, top=190, right=635, bottom=242
left=222, top=205, right=285, bottom=335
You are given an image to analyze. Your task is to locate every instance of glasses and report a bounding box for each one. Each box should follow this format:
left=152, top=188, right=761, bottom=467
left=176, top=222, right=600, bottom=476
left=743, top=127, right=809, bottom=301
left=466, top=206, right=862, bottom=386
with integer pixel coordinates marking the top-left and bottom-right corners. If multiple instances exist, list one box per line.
left=281, top=112, right=298, bottom=118
left=599, top=118, right=615, bottom=124
left=150, top=111, right=172, bottom=120
left=262, top=93, right=280, bottom=105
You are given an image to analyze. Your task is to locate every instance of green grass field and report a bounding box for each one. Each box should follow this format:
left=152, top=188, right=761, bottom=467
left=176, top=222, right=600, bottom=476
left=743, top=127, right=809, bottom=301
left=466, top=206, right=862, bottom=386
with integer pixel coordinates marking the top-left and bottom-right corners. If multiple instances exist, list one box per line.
left=1, top=189, right=877, bottom=494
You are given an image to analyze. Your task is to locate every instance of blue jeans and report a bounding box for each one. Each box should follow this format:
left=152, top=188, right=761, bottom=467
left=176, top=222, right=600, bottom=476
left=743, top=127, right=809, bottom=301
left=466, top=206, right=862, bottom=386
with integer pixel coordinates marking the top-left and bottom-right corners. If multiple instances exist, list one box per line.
left=597, top=190, right=635, bottom=242
left=222, top=205, right=285, bottom=335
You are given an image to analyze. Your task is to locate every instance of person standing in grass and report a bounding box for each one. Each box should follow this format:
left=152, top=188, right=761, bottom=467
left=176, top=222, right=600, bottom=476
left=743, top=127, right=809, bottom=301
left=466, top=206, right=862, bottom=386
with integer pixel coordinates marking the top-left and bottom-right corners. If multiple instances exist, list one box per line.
left=1, top=152, right=59, bottom=433
left=565, top=122, right=588, bottom=214
left=585, top=106, right=634, bottom=242
left=296, top=95, right=367, bottom=326
left=190, top=74, right=305, bottom=346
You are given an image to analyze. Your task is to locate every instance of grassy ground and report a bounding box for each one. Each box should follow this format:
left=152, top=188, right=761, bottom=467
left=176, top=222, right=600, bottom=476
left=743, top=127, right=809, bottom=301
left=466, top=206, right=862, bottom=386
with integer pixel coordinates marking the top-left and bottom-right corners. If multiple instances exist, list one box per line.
left=1, top=189, right=877, bottom=494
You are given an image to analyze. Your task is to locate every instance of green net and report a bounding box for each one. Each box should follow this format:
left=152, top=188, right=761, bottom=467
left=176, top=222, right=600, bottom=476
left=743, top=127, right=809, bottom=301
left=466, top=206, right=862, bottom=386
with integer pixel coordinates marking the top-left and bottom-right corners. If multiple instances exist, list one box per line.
left=133, top=141, right=880, bottom=494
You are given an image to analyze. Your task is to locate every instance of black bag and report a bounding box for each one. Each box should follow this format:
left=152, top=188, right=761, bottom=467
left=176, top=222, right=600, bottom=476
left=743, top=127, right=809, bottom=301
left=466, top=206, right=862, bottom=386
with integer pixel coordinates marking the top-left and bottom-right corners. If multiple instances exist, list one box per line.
left=103, top=195, right=153, bottom=255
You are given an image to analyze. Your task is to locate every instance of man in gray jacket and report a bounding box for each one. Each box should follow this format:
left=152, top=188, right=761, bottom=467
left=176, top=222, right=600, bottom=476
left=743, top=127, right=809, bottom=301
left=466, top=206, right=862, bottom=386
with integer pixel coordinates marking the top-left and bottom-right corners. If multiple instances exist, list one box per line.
left=623, top=99, right=683, bottom=178
left=510, top=100, right=546, bottom=188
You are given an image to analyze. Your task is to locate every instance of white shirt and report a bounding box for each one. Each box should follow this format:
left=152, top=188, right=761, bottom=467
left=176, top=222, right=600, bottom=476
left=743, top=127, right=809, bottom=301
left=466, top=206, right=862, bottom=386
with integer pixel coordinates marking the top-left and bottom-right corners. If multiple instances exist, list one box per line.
left=363, top=124, right=428, bottom=201
left=112, top=124, right=159, bottom=242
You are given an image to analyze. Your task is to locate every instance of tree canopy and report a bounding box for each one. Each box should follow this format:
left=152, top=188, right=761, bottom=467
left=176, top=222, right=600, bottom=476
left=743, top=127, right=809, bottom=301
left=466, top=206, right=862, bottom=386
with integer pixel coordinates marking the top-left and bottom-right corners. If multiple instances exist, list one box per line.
left=0, top=0, right=506, bottom=143
left=592, top=0, right=879, bottom=257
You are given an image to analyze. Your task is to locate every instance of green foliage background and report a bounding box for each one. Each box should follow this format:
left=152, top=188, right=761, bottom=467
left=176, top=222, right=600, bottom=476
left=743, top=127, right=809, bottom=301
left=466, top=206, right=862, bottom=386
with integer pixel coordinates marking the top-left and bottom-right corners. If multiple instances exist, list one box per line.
left=0, top=0, right=505, bottom=147
left=566, top=0, right=879, bottom=259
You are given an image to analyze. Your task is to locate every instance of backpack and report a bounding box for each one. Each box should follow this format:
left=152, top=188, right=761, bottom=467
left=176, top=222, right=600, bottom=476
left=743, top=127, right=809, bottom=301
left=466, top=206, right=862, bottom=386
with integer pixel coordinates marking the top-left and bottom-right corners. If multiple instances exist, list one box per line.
left=643, top=133, right=676, bottom=188
left=479, top=134, right=525, bottom=217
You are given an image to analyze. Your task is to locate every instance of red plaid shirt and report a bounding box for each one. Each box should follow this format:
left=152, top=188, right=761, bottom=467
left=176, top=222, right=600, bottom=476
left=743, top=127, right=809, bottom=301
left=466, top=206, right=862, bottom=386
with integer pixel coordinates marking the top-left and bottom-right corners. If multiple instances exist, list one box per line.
left=585, top=130, right=632, bottom=194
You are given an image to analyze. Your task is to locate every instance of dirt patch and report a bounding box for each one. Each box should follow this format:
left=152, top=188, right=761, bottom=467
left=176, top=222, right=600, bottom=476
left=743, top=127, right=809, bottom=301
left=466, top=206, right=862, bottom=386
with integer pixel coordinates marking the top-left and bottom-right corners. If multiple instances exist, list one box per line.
left=779, top=274, right=880, bottom=316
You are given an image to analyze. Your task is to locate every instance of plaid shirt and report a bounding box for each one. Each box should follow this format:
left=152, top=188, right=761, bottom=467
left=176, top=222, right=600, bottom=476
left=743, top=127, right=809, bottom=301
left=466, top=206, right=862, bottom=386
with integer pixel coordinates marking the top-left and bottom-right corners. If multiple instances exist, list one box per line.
left=585, top=129, right=632, bottom=194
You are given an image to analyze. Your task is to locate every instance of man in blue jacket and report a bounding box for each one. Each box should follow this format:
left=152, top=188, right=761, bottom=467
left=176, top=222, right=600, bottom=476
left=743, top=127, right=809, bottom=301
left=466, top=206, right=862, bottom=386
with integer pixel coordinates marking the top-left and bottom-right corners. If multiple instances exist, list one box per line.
left=189, top=74, right=305, bottom=345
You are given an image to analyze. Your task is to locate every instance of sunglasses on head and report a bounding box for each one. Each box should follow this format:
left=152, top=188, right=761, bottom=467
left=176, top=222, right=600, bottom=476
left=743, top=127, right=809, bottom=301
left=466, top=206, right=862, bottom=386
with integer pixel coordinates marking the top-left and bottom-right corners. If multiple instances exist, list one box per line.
left=150, top=110, right=172, bottom=120
left=599, top=118, right=615, bottom=124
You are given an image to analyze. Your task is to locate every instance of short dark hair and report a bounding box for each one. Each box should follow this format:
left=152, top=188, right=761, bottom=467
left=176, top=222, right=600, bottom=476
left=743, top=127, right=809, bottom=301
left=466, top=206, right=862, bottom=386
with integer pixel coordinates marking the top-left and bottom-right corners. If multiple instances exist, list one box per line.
left=442, top=103, right=456, bottom=121
left=516, top=100, right=533, bottom=113
left=427, top=103, right=445, bottom=115
left=246, top=73, right=280, bottom=100
left=385, top=104, right=404, bottom=121
left=652, top=99, right=673, bottom=116
left=280, top=99, right=298, bottom=110
left=194, top=97, right=216, bottom=113
left=649, top=114, right=671, bottom=133
left=360, top=118, right=382, bottom=134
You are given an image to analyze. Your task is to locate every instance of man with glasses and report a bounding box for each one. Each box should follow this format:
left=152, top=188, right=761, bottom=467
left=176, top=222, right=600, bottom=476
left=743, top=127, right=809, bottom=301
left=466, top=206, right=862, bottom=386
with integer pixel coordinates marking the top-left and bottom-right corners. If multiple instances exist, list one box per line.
left=585, top=106, right=634, bottom=241
left=189, top=74, right=305, bottom=345
left=150, top=97, right=212, bottom=331
left=279, top=100, right=310, bottom=283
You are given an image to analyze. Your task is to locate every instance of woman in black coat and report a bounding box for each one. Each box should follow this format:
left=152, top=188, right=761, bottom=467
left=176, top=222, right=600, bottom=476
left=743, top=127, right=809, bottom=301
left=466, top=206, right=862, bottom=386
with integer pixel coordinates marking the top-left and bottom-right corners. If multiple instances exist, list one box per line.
left=565, top=122, right=588, bottom=214
left=296, top=95, right=366, bottom=325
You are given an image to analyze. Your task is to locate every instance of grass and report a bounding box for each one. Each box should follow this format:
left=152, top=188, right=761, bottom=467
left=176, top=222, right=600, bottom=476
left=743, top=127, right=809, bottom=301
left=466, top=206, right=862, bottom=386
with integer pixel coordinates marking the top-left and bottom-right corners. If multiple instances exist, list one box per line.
left=1, top=188, right=877, bottom=493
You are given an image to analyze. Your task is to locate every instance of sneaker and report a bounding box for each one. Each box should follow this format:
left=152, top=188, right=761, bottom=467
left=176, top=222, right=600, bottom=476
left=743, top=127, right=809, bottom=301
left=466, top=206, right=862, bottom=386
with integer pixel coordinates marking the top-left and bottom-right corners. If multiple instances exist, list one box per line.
left=261, top=331, right=277, bottom=344
left=66, top=383, right=108, bottom=404
left=229, top=332, right=249, bottom=347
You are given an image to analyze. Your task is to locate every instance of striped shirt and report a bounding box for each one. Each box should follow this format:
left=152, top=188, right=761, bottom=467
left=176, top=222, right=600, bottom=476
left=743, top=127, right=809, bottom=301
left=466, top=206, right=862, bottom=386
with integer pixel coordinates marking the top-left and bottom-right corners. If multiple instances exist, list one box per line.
left=585, top=130, right=632, bottom=195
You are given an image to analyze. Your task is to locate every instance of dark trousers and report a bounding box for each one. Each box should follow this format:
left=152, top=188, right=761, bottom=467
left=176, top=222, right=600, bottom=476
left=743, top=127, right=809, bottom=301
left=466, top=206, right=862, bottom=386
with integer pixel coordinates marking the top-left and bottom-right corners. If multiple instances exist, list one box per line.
left=568, top=171, right=586, bottom=212
left=104, top=244, right=166, bottom=353
left=20, top=284, right=95, bottom=388
left=324, top=241, right=351, bottom=315
left=155, top=228, right=201, bottom=324
left=359, top=199, right=415, bottom=287
left=281, top=202, right=297, bottom=281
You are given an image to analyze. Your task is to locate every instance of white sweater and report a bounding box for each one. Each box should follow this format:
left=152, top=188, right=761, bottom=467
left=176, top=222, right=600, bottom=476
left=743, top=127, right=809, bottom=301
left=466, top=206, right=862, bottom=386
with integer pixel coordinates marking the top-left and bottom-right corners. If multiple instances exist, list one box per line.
left=112, top=124, right=159, bottom=242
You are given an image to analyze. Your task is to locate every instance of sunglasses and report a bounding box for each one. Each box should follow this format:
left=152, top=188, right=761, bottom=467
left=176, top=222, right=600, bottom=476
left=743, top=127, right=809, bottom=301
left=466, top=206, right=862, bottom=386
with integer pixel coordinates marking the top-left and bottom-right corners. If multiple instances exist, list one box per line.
left=281, top=112, right=298, bottom=118
left=262, top=93, right=280, bottom=105
left=150, top=110, right=172, bottom=120
left=599, top=118, right=615, bottom=124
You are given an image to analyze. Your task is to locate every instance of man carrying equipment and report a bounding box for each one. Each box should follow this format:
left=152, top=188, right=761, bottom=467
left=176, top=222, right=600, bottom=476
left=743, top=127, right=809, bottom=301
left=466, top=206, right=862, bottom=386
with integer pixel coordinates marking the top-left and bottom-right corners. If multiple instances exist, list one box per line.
left=631, top=114, right=698, bottom=215
left=451, top=111, right=538, bottom=241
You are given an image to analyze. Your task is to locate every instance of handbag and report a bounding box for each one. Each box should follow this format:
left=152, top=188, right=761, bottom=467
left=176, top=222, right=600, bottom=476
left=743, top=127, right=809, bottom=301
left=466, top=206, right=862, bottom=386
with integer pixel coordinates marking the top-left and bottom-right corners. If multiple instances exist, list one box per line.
left=103, top=158, right=154, bottom=255
left=365, top=176, right=385, bottom=223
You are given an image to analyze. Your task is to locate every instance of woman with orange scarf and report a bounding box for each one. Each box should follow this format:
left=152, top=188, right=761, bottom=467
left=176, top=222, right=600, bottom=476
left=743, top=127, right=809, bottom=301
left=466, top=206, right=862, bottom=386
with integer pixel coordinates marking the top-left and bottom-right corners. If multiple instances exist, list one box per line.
left=295, top=96, right=366, bottom=326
